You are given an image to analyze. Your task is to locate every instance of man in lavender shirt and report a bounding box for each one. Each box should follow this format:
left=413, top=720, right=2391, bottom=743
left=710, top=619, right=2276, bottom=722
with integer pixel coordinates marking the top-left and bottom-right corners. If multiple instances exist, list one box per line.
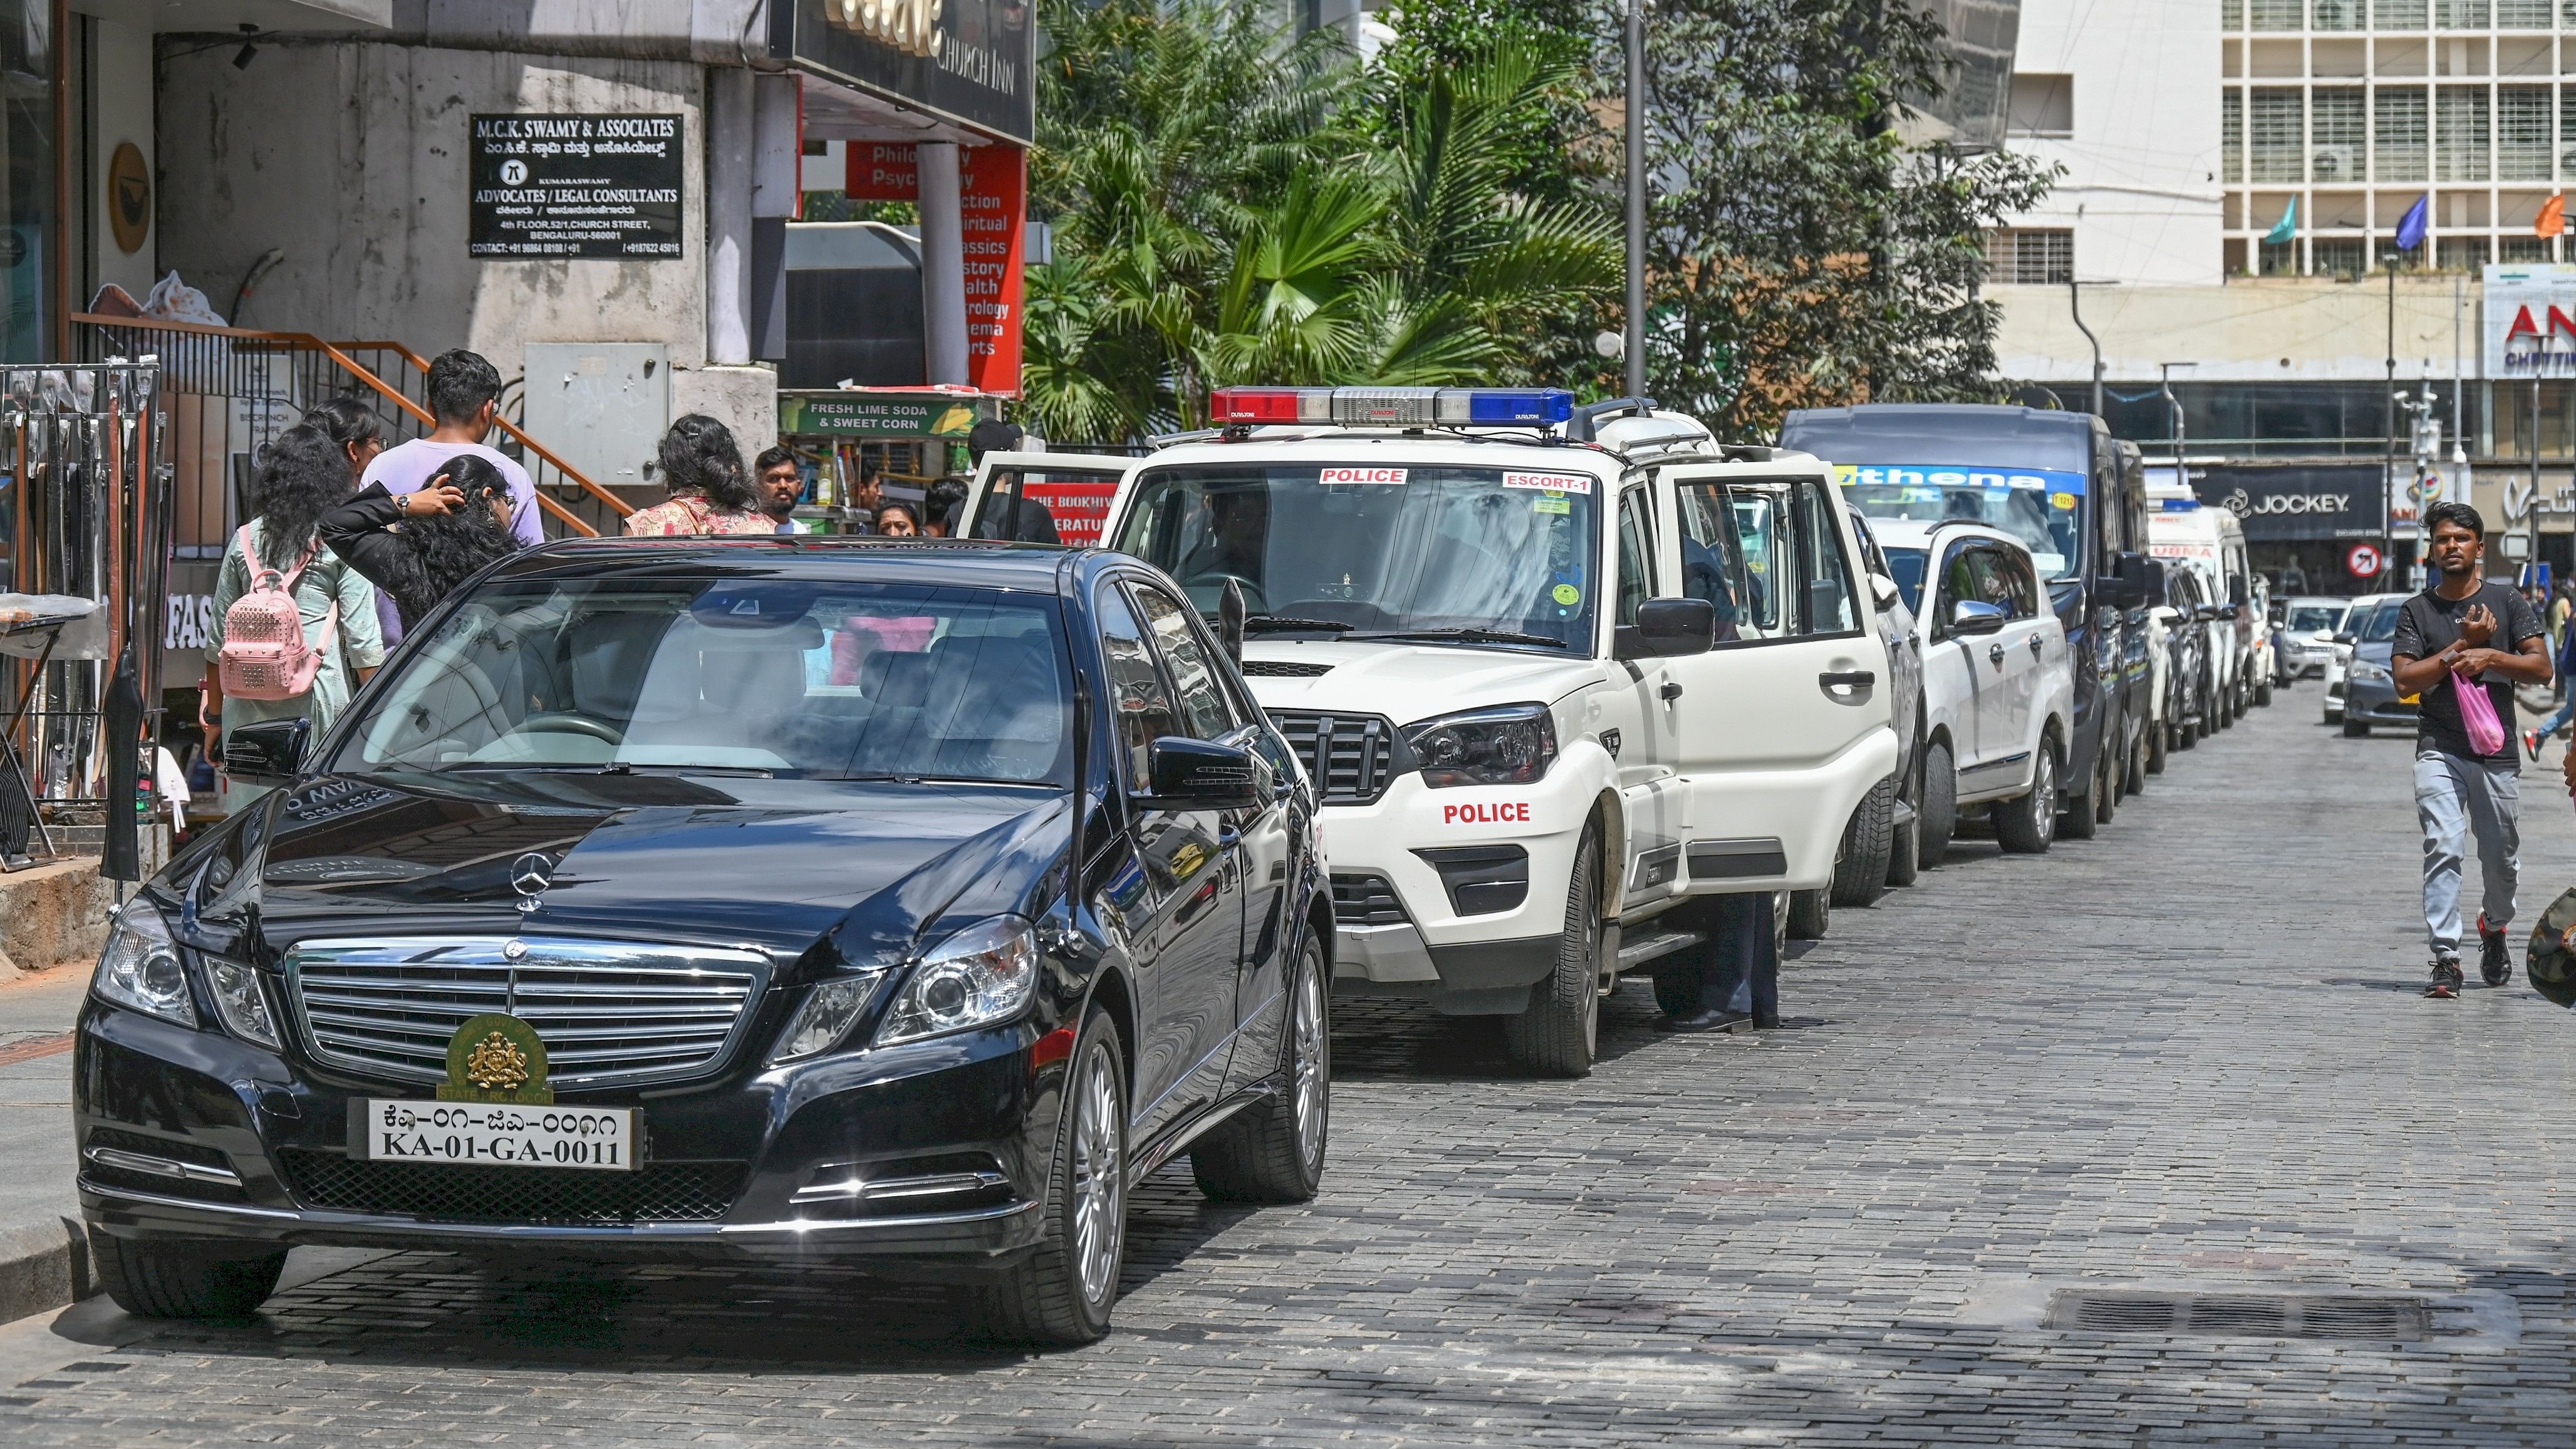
left=358, top=348, right=541, bottom=642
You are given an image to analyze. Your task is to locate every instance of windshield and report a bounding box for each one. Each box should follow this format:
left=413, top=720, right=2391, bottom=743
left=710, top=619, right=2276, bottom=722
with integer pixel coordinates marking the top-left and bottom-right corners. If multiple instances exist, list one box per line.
left=1883, top=546, right=1928, bottom=613
left=2288, top=604, right=2345, bottom=633
left=2353, top=599, right=2401, bottom=643
left=1113, top=462, right=1601, bottom=650
left=333, top=578, right=1069, bottom=784
left=1835, top=465, right=2081, bottom=581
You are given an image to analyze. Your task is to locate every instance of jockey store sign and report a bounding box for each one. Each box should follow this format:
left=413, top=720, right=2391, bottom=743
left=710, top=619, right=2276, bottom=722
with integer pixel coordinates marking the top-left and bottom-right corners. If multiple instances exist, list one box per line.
left=2188, top=464, right=2381, bottom=541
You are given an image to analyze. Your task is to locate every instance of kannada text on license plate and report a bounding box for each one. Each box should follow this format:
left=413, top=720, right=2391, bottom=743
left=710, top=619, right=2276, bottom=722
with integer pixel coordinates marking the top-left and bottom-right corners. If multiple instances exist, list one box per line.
left=354, top=1099, right=635, bottom=1171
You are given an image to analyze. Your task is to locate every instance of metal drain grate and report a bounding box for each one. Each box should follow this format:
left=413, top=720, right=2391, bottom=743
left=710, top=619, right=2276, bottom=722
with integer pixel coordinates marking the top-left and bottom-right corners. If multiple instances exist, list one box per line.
left=2045, top=1291, right=2429, bottom=1340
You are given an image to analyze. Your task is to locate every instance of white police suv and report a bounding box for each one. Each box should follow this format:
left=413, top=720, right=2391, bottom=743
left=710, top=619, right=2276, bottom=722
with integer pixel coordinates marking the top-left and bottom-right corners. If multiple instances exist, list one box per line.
left=971, top=388, right=1899, bottom=1076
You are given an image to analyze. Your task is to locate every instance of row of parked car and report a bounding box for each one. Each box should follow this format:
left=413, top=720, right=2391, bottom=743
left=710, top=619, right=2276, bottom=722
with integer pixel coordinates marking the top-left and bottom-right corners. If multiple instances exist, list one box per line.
left=80, top=391, right=2289, bottom=1346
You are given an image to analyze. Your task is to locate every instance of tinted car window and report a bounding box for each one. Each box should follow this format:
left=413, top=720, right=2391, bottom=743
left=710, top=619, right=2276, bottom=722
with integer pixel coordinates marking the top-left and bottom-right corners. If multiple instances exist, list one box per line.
left=1131, top=583, right=1236, bottom=741
left=335, top=578, right=1067, bottom=784
left=1096, top=586, right=1180, bottom=784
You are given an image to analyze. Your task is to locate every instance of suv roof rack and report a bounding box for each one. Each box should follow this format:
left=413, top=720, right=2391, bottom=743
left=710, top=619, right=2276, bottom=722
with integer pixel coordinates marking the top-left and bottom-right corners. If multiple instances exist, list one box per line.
left=1565, top=396, right=1658, bottom=443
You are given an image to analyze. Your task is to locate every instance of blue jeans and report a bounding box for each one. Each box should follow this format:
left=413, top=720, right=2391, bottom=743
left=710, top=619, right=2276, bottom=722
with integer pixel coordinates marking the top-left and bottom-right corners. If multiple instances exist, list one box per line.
left=2414, top=749, right=2521, bottom=958
left=1698, top=892, right=1780, bottom=1017
left=2535, top=695, right=2575, bottom=744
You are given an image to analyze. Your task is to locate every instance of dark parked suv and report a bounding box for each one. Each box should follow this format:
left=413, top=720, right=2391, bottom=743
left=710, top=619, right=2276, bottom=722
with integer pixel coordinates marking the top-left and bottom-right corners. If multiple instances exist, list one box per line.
left=77, top=539, right=1329, bottom=1345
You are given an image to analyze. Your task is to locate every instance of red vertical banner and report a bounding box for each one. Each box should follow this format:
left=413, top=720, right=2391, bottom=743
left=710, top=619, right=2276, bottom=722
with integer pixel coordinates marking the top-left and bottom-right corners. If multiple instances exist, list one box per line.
left=959, top=145, right=1027, bottom=397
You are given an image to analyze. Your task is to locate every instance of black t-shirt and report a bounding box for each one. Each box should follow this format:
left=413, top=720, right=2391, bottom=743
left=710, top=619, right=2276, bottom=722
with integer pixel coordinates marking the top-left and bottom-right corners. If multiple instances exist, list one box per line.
left=2391, top=581, right=2545, bottom=767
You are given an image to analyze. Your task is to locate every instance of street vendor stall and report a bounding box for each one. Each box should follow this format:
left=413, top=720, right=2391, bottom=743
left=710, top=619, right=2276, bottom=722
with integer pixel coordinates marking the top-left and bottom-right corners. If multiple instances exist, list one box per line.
left=774, top=386, right=1000, bottom=532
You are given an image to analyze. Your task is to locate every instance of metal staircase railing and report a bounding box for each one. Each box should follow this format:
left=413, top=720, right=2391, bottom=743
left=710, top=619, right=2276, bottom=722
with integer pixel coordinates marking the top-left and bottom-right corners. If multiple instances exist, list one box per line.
left=68, top=314, right=635, bottom=546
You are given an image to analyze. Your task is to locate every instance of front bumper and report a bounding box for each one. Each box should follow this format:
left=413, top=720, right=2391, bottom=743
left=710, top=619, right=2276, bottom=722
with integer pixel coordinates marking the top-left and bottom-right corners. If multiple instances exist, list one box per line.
left=75, top=995, right=1056, bottom=1269
left=2342, top=677, right=2419, bottom=728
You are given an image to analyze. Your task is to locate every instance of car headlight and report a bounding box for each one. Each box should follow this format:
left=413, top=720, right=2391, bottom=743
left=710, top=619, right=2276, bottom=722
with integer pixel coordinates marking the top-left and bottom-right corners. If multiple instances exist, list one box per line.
left=2350, top=661, right=2391, bottom=683
left=1403, top=704, right=1559, bottom=789
left=205, top=959, right=279, bottom=1047
left=873, top=917, right=1041, bottom=1047
left=92, top=900, right=195, bottom=1028
left=771, top=973, right=888, bottom=1064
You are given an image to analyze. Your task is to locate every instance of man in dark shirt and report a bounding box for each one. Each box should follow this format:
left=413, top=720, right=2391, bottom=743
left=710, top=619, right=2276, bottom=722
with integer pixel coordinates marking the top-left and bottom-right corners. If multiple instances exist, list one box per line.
left=2391, top=502, right=2555, bottom=997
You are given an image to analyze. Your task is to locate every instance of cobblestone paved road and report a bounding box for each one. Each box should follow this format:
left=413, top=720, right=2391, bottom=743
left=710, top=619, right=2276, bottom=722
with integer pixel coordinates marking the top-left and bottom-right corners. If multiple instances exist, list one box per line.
left=8, top=699, right=2576, bottom=1445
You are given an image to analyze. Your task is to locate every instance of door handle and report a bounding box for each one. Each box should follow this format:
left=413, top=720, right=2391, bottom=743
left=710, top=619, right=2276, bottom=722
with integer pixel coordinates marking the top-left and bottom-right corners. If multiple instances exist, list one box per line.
left=2029, top=635, right=2044, bottom=657
left=1818, top=670, right=1875, bottom=688
left=1987, top=643, right=2007, bottom=666
left=1660, top=681, right=1684, bottom=702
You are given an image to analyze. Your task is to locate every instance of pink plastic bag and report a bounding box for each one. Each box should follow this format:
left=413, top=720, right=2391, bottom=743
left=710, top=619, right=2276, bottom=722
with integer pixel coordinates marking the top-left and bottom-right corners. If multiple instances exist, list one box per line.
left=2455, top=668, right=2508, bottom=757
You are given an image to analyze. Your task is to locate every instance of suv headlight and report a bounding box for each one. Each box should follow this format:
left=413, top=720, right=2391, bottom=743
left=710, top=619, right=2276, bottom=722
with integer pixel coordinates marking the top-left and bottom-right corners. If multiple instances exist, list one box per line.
left=873, top=917, right=1041, bottom=1047
left=93, top=900, right=195, bottom=1027
left=2350, top=660, right=2391, bottom=684
left=1403, top=704, right=1559, bottom=788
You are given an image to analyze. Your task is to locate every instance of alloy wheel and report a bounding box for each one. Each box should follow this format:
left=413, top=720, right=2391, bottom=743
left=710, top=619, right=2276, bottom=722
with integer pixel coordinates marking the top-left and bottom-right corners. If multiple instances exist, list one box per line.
left=1069, top=1047, right=1125, bottom=1309
left=1292, top=963, right=1327, bottom=1176
left=2032, top=746, right=2057, bottom=846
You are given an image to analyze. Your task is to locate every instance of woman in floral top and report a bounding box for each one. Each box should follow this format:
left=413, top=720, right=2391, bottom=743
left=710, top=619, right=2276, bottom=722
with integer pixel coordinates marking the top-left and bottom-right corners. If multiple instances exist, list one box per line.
left=623, top=414, right=774, bottom=536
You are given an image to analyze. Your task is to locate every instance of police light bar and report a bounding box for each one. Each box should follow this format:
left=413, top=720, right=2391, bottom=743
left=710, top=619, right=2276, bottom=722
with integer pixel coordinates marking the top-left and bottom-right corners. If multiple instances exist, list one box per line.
left=1209, top=387, right=1576, bottom=428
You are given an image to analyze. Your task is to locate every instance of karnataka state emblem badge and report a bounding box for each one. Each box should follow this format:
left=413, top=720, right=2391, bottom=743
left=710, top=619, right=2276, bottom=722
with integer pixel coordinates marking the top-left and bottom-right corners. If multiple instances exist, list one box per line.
left=437, top=1013, right=554, bottom=1103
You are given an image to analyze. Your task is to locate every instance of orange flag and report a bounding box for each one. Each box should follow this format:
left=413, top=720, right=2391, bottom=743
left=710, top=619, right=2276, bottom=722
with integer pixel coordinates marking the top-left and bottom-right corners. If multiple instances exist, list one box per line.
left=2542, top=194, right=2567, bottom=239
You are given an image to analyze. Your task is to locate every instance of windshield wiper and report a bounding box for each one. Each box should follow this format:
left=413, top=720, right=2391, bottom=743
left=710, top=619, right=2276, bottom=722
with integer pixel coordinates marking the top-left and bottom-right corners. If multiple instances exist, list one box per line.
left=1344, top=627, right=1569, bottom=649
left=1242, top=615, right=1356, bottom=634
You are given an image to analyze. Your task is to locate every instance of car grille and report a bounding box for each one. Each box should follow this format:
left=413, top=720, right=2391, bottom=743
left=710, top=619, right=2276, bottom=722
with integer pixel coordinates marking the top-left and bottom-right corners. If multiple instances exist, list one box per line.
left=1239, top=660, right=1334, bottom=677
left=278, top=1148, right=745, bottom=1225
left=284, top=936, right=771, bottom=1091
left=1269, top=710, right=1400, bottom=804
left=1331, top=873, right=1410, bottom=927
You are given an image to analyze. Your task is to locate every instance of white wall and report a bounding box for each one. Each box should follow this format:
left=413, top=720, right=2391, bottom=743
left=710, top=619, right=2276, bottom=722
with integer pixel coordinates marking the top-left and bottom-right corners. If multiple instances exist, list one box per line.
left=155, top=40, right=709, bottom=386
left=2007, top=0, right=2223, bottom=287
left=86, top=14, right=155, bottom=304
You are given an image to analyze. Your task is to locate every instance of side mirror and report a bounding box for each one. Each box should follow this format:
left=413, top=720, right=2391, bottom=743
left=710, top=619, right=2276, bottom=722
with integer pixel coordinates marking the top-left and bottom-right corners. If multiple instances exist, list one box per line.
left=1145, top=736, right=1267, bottom=810
left=1218, top=578, right=1247, bottom=665
left=1615, top=598, right=1717, bottom=659
left=2107, top=551, right=2153, bottom=609
left=2332, top=631, right=2357, bottom=646
left=2220, top=601, right=2245, bottom=621
left=223, top=717, right=311, bottom=786
left=1869, top=573, right=1903, bottom=611
left=1950, top=599, right=2008, bottom=636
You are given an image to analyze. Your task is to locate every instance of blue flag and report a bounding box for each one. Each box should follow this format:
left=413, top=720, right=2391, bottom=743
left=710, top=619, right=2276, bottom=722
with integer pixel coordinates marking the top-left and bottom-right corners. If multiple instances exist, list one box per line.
left=2395, top=194, right=2430, bottom=252
left=2263, top=197, right=2297, bottom=245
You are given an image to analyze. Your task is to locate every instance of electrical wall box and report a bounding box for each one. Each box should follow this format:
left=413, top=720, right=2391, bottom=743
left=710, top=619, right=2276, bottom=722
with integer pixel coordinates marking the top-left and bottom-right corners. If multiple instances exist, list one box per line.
left=521, top=343, right=671, bottom=495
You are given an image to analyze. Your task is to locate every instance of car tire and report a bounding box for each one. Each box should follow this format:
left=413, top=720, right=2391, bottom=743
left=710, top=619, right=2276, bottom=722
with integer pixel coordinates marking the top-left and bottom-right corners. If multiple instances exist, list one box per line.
left=1772, top=890, right=1790, bottom=965
left=2094, top=747, right=2117, bottom=824
left=1831, top=775, right=1894, bottom=908
left=1502, top=824, right=1601, bottom=1078
left=1995, top=735, right=2058, bottom=854
left=2344, top=719, right=2371, bottom=738
left=92, top=1233, right=286, bottom=1321
left=1918, top=737, right=1957, bottom=868
left=2145, top=714, right=2169, bottom=775
left=2255, top=676, right=2273, bottom=707
left=2059, top=734, right=2101, bottom=840
left=979, top=1002, right=1128, bottom=1346
left=1787, top=886, right=1829, bottom=940
left=1193, top=935, right=1329, bottom=1203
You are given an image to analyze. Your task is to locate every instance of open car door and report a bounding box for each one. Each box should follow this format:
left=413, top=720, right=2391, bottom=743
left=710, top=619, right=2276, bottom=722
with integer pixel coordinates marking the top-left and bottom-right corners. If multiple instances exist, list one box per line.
left=962, top=451, right=1143, bottom=547
left=1650, top=461, right=1898, bottom=893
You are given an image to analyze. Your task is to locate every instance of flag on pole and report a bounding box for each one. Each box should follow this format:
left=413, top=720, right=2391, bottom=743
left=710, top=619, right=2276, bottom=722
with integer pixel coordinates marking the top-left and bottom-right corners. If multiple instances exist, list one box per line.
left=2540, top=194, right=2566, bottom=239
left=2395, top=194, right=2431, bottom=251
left=2263, top=197, right=2298, bottom=245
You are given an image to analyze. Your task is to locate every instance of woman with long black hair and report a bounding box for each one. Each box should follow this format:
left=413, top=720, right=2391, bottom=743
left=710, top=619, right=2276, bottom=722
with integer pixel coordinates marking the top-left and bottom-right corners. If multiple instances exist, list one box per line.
left=320, top=453, right=524, bottom=632
left=622, top=413, right=771, bottom=536
left=201, top=423, right=387, bottom=806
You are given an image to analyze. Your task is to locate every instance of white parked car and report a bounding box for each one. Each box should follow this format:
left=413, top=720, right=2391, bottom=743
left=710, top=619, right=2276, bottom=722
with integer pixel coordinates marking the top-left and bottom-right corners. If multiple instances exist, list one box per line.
left=2148, top=494, right=2254, bottom=725
left=2278, top=595, right=2351, bottom=682
left=1870, top=522, right=2075, bottom=863
left=970, top=388, right=1900, bottom=1076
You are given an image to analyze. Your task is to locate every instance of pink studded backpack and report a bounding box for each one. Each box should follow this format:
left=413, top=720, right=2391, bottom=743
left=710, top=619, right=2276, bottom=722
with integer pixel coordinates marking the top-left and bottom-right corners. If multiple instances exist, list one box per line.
left=216, top=525, right=336, bottom=701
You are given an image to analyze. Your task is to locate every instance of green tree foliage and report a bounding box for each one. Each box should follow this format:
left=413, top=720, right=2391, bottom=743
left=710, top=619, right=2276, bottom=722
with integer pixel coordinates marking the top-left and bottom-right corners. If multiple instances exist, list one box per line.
left=1022, top=0, right=1622, bottom=442
left=1634, top=0, right=2058, bottom=436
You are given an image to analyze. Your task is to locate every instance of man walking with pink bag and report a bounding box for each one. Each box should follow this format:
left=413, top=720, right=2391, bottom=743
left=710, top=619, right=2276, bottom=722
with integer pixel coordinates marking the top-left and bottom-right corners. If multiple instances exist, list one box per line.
left=2392, top=502, right=2554, bottom=998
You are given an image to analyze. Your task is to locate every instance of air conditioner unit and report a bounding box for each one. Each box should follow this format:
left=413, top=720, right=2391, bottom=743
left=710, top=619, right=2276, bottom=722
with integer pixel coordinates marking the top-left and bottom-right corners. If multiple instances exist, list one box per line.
left=2313, top=147, right=2357, bottom=183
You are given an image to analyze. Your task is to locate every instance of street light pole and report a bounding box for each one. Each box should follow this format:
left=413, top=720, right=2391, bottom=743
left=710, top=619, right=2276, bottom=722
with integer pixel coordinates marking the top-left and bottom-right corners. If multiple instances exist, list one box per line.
left=2068, top=278, right=2103, bottom=417
left=1624, top=0, right=1646, bottom=400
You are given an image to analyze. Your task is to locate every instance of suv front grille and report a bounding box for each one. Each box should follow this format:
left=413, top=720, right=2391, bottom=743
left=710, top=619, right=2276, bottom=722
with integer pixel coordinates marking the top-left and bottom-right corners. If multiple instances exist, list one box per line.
left=1269, top=710, right=1400, bottom=804
left=1331, top=873, right=1410, bottom=927
left=285, top=936, right=771, bottom=1091
left=278, top=1148, right=745, bottom=1225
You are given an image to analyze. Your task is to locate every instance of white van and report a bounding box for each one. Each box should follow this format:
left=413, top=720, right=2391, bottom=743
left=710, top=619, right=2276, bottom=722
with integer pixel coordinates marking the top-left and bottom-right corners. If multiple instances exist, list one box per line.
left=965, top=388, right=1899, bottom=1076
left=2146, top=487, right=2255, bottom=726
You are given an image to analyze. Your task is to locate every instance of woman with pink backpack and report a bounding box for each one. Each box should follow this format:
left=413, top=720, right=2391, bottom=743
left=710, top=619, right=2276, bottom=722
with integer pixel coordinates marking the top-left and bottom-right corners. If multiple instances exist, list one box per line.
left=199, top=423, right=387, bottom=809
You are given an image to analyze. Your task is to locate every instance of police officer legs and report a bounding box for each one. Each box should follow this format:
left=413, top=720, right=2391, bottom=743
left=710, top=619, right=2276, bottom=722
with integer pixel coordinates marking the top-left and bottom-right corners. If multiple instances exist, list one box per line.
left=1658, top=891, right=1779, bottom=1032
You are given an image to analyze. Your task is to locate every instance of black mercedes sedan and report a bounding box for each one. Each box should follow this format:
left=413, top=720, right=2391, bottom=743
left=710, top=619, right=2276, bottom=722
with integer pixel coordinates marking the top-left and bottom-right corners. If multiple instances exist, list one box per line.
left=76, top=539, right=1329, bottom=1345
